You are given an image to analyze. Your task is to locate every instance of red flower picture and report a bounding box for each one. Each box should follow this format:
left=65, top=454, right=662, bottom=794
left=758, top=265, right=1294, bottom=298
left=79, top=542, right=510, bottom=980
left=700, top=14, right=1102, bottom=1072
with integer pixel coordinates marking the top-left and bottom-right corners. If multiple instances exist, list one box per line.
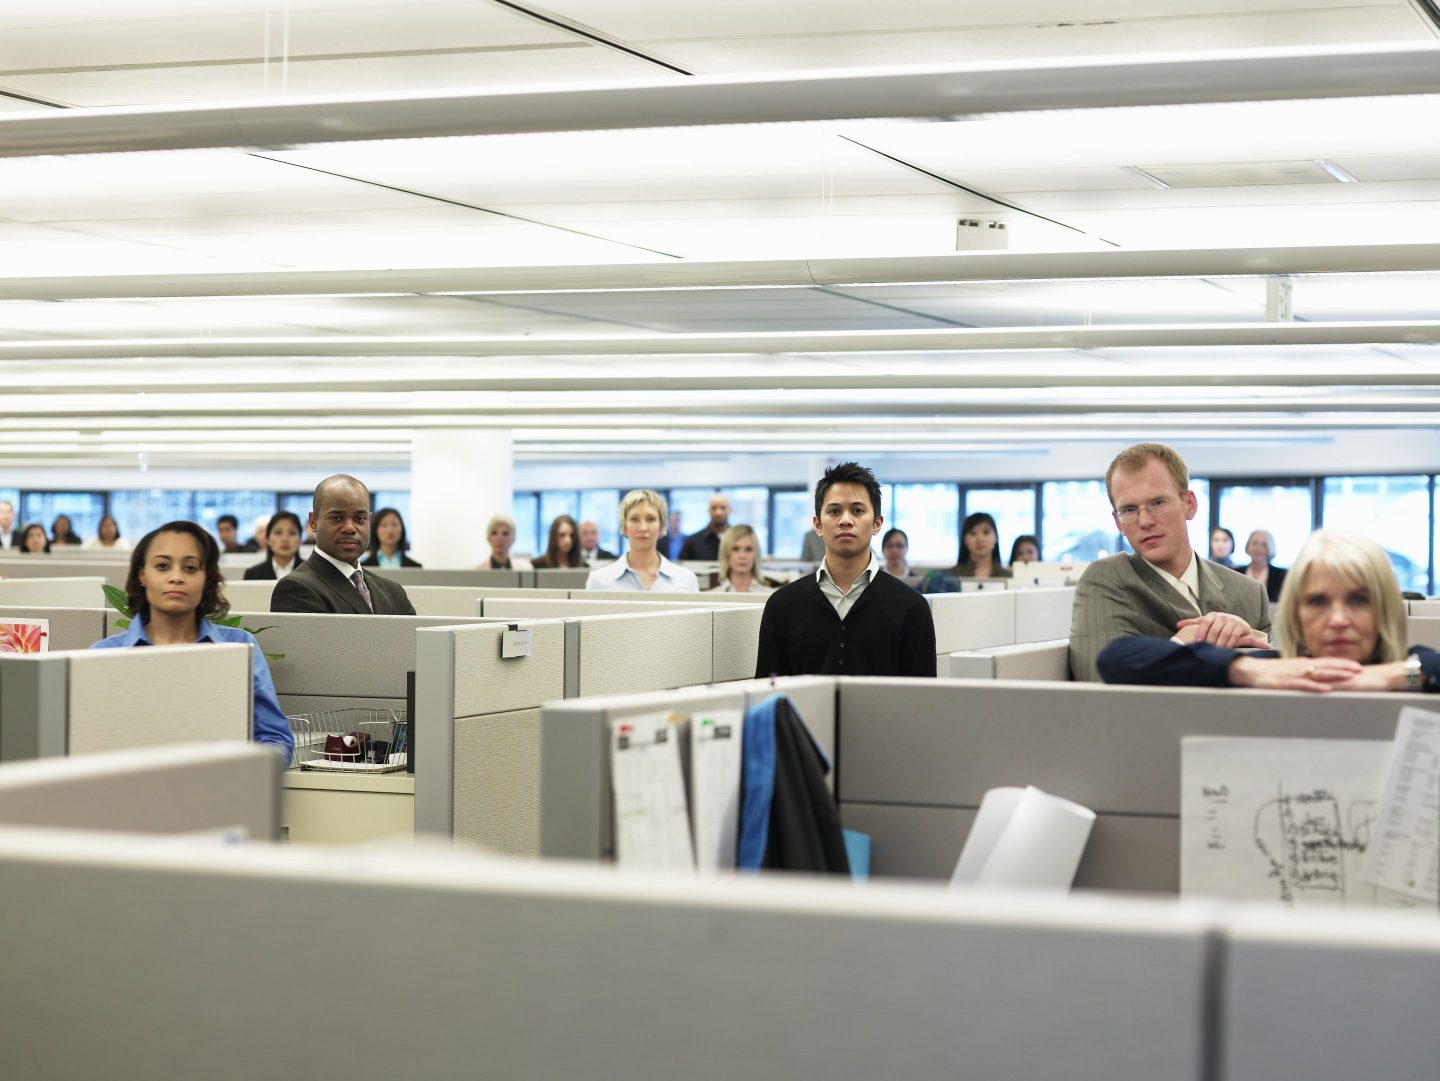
left=0, top=620, right=49, bottom=654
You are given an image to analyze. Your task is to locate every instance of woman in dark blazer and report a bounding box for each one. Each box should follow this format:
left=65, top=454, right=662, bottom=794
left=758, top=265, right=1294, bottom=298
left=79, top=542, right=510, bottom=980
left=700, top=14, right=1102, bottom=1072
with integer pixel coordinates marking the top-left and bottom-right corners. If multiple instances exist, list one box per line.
left=1239, top=528, right=1287, bottom=603
left=362, top=507, right=422, bottom=569
left=243, top=511, right=305, bottom=580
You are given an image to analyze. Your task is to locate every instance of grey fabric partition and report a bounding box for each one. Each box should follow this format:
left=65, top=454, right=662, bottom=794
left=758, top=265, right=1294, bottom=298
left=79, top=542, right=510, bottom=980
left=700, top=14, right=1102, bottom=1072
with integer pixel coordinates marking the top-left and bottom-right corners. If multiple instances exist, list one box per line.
left=837, top=678, right=1426, bottom=893
left=1406, top=615, right=1440, bottom=648
left=225, top=610, right=489, bottom=713
left=532, top=568, right=593, bottom=589
left=540, top=676, right=837, bottom=861
left=0, top=558, right=127, bottom=586
left=1, top=645, right=251, bottom=762
left=1220, top=907, right=1440, bottom=1081
left=0, top=829, right=1213, bottom=1081
left=0, top=605, right=110, bottom=651
left=0, top=741, right=277, bottom=839
left=944, top=640, right=1071, bottom=681
left=0, top=577, right=109, bottom=609
left=378, top=568, right=522, bottom=588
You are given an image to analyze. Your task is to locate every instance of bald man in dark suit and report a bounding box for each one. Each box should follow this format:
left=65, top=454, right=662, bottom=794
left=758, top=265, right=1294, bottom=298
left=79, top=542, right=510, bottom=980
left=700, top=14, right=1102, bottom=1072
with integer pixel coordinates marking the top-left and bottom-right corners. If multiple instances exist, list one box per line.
left=271, top=475, right=415, bottom=616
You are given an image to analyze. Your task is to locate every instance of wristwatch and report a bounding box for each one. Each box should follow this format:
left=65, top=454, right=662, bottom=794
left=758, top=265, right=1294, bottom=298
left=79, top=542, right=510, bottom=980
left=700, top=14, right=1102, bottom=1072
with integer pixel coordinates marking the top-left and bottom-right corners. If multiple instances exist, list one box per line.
left=1403, top=653, right=1424, bottom=691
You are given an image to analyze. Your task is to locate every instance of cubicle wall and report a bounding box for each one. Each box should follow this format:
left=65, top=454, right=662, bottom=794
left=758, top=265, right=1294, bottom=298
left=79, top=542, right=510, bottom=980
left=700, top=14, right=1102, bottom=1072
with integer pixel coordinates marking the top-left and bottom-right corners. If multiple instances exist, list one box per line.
left=541, top=675, right=1425, bottom=894
left=0, top=644, right=251, bottom=761
left=380, top=567, right=523, bottom=588
left=0, top=604, right=109, bottom=651
left=541, top=676, right=836, bottom=862
left=944, top=640, right=1071, bottom=681
left=0, top=557, right=127, bottom=585
left=835, top=678, right=1424, bottom=893
left=0, top=741, right=278, bottom=839
left=927, top=588, right=1075, bottom=657
left=419, top=608, right=772, bottom=854
left=414, top=619, right=568, bottom=854
left=0, top=576, right=108, bottom=609
left=1406, top=615, right=1440, bottom=649
left=0, top=830, right=1215, bottom=1081
left=223, top=610, right=490, bottom=714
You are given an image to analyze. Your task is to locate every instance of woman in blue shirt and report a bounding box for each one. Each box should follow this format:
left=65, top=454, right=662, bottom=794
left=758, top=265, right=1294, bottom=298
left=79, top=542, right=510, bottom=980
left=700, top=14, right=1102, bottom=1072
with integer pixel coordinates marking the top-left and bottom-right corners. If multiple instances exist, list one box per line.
left=91, top=520, right=294, bottom=764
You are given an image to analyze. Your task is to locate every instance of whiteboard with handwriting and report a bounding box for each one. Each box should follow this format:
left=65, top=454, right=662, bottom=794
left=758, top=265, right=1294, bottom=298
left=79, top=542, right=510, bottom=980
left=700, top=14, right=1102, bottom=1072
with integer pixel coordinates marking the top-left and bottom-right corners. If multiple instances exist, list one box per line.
left=1181, top=736, right=1421, bottom=912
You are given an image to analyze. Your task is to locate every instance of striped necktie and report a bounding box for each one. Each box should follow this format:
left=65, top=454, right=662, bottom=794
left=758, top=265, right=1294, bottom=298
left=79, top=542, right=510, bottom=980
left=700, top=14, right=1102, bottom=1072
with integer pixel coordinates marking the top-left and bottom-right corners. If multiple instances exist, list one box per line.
left=349, top=568, right=374, bottom=612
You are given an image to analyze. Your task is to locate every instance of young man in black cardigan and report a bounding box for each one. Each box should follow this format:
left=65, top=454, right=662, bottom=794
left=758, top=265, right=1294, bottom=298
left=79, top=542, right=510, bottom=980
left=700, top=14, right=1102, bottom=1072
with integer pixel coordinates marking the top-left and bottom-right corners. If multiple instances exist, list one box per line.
left=755, top=462, right=936, bottom=679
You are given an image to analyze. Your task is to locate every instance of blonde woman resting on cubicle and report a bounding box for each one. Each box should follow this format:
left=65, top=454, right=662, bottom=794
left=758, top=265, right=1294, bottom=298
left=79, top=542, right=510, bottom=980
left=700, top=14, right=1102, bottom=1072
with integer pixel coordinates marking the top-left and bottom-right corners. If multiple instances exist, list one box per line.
left=90, top=520, right=295, bottom=764
left=1097, top=530, right=1439, bottom=694
left=586, top=489, right=699, bottom=592
left=708, top=524, right=774, bottom=594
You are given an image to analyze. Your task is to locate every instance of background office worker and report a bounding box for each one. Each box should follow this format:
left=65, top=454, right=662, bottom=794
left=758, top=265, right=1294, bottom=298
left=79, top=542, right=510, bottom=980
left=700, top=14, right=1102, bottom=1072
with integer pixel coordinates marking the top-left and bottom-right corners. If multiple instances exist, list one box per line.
left=244, top=511, right=304, bottom=580
left=0, top=499, right=15, bottom=548
left=586, top=488, right=699, bottom=592
left=577, top=519, right=616, bottom=564
left=755, top=461, right=935, bottom=678
left=678, top=493, right=731, bottom=562
left=1068, top=442, right=1270, bottom=682
left=270, top=475, right=415, bottom=615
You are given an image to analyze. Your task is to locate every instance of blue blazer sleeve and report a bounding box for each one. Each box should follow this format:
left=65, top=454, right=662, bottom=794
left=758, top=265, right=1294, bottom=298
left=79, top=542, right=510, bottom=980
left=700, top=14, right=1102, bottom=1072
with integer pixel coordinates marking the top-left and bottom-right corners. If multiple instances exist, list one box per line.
left=246, top=638, right=295, bottom=766
left=1096, top=635, right=1249, bottom=687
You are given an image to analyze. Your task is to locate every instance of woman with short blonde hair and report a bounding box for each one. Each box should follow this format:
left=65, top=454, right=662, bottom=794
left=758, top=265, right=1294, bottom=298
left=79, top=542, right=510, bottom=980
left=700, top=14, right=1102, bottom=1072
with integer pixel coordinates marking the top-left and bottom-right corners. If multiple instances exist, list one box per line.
left=586, top=488, right=698, bottom=592
left=479, top=513, right=532, bottom=571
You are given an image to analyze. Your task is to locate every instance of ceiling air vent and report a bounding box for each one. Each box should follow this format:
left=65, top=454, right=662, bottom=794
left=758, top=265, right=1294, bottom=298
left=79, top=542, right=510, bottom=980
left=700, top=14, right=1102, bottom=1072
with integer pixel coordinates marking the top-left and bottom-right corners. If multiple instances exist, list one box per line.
left=1128, top=159, right=1357, bottom=189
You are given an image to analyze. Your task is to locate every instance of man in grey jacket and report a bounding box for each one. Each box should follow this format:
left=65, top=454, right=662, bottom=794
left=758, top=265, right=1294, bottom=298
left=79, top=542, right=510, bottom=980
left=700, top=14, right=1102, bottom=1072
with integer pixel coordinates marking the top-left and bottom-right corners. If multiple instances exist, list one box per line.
left=1069, top=442, right=1271, bottom=681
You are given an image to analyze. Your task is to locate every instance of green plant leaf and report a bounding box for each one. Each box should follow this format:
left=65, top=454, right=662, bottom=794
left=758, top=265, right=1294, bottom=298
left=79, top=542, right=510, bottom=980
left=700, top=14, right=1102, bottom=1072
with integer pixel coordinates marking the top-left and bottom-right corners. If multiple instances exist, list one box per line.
left=101, top=584, right=132, bottom=617
left=264, top=651, right=285, bottom=661
left=215, top=615, right=245, bottom=628
left=245, top=624, right=277, bottom=635
left=110, top=617, right=131, bottom=630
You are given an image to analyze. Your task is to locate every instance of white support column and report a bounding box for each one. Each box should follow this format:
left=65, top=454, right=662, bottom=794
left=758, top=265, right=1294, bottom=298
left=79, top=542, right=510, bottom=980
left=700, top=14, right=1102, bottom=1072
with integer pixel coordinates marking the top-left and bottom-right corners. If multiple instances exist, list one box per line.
left=410, top=429, right=512, bottom=569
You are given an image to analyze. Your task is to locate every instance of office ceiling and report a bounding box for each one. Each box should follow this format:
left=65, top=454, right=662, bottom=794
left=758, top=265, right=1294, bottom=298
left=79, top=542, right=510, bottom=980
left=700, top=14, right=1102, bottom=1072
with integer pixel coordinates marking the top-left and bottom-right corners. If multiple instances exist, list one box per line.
left=0, top=1, right=1438, bottom=472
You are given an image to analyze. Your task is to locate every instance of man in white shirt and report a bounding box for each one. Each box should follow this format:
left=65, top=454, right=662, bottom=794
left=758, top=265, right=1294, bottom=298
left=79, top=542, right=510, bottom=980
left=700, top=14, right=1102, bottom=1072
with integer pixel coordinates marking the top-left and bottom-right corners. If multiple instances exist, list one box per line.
left=0, top=500, right=15, bottom=549
left=1068, top=442, right=1271, bottom=681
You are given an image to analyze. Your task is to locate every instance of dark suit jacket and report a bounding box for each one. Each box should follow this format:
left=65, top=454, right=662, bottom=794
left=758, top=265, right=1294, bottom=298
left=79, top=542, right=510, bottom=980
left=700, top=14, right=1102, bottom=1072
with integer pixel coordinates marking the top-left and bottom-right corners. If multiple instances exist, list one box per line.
left=243, top=556, right=301, bottom=581
left=582, top=547, right=617, bottom=563
left=1069, top=552, right=1271, bottom=682
left=361, top=551, right=422, bottom=569
left=270, top=552, right=416, bottom=615
left=678, top=527, right=723, bottom=562
left=755, top=570, right=936, bottom=678
left=1238, top=562, right=1287, bottom=603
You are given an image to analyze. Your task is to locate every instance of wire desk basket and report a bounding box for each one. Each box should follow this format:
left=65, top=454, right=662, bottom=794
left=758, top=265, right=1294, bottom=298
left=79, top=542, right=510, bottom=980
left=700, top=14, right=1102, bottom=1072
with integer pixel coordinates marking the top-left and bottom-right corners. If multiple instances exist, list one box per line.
left=288, top=707, right=408, bottom=774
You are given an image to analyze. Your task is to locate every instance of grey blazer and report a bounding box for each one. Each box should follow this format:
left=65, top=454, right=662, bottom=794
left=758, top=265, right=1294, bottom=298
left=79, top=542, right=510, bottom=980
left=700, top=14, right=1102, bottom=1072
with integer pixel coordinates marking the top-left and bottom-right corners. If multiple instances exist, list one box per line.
left=270, top=552, right=416, bottom=616
left=1068, top=552, right=1271, bottom=682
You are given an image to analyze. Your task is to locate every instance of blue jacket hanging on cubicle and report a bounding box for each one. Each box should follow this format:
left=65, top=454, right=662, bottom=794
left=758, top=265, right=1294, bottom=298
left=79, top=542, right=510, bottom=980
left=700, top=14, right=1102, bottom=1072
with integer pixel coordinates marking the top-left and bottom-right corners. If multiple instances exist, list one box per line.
left=737, top=695, right=850, bottom=876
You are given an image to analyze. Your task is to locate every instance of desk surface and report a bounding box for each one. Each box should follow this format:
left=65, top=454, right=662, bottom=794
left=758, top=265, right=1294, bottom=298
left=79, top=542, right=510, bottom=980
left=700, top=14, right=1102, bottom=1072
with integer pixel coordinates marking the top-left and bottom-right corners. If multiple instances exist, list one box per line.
left=282, top=769, right=415, bottom=795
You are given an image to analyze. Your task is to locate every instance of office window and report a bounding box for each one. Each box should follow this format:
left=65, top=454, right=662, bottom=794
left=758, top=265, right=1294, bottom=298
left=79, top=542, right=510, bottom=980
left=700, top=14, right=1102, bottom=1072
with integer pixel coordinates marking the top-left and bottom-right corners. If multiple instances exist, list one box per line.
left=371, top=491, right=412, bottom=529
left=667, top=488, right=715, bottom=547
left=963, top=487, right=1036, bottom=563
left=725, top=486, right=771, bottom=557
left=20, top=492, right=106, bottom=542
left=193, top=491, right=280, bottom=547
left=1215, top=483, right=1313, bottom=567
left=578, top=489, right=621, bottom=554
left=891, top=483, right=959, bottom=564
left=109, top=490, right=195, bottom=543
left=512, top=493, right=540, bottom=558
left=1041, top=480, right=1123, bottom=561
left=770, top=489, right=812, bottom=558
left=1324, top=475, right=1430, bottom=594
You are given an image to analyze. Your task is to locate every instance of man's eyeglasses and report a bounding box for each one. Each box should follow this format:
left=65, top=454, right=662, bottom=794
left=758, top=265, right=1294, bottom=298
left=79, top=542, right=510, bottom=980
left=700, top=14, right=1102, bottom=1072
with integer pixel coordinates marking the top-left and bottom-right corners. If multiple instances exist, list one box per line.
left=1113, top=497, right=1176, bottom=524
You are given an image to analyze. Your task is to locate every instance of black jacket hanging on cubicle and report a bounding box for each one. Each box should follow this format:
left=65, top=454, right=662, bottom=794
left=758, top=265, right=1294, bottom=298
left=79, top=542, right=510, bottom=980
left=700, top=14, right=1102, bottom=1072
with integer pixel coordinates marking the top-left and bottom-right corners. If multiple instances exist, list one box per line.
left=738, top=695, right=850, bottom=876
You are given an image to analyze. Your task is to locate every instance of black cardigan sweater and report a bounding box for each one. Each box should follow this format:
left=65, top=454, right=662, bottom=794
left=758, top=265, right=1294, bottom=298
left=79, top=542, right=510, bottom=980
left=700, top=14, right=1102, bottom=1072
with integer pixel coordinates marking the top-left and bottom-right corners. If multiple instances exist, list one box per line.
left=755, top=570, right=937, bottom=679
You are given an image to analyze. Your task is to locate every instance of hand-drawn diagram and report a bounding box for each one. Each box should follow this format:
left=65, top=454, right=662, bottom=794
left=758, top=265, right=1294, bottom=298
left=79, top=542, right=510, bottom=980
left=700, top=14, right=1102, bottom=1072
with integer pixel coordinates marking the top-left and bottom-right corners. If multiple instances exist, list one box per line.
left=1182, top=737, right=1421, bottom=911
